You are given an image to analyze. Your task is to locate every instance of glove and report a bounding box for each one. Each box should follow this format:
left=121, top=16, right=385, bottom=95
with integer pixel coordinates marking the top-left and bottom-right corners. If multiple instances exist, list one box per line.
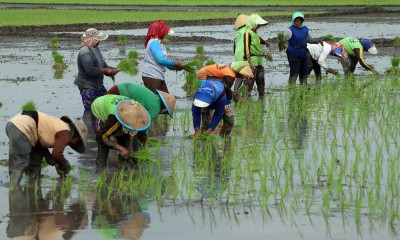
left=55, top=160, right=71, bottom=176
left=173, top=62, right=184, bottom=71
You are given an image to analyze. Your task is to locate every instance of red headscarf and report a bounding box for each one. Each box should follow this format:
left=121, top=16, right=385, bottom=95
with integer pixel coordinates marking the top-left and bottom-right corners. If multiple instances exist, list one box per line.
left=144, top=20, right=171, bottom=48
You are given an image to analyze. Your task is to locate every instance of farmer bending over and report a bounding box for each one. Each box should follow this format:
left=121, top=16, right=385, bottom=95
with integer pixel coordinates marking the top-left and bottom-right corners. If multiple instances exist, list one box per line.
left=6, top=112, right=87, bottom=186
left=192, top=81, right=233, bottom=139
left=107, top=82, right=176, bottom=145
left=338, top=38, right=378, bottom=77
left=91, top=95, right=150, bottom=167
left=197, top=61, right=254, bottom=101
left=306, top=41, right=345, bottom=81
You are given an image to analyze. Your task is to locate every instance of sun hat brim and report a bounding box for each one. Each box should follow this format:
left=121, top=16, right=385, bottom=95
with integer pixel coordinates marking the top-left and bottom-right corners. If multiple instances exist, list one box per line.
left=114, top=100, right=151, bottom=131
left=60, top=116, right=87, bottom=153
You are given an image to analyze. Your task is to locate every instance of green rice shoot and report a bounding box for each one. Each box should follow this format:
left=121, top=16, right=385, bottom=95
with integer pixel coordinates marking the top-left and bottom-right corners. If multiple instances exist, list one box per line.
left=21, top=101, right=37, bottom=111
left=52, top=51, right=68, bottom=70
left=278, top=32, right=285, bottom=51
left=117, top=59, right=138, bottom=76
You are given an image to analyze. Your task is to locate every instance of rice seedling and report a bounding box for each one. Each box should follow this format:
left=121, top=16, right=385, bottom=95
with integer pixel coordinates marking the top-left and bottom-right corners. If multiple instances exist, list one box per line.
left=394, top=36, right=400, bottom=46
left=324, top=34, right=337, bottom=42
left=117, top=58, right=138, bottom=76
left=277, top=32, right=286, bottom=52
left=52, top=51, right=68, bottom=70
left=204, top=59, right=216, bottom=66
left=117, top=34, right=127, bottom=45
left=54, top=70, right=64, bottom=79
left=21, top=101, right=36, bottom=111
left=48, top=35, right=59, bottom=48
left=385, top=56, right=400, bottom=74
left=128, top=50, right=139, bottom=64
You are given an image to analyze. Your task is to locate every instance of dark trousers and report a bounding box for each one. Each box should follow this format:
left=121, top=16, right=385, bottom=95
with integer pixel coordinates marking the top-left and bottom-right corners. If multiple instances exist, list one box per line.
left=287, top=52, right=309, bottom=85
left=307, top=54, right=322, bottom=81
left=142, top=76, right=169, bottom=93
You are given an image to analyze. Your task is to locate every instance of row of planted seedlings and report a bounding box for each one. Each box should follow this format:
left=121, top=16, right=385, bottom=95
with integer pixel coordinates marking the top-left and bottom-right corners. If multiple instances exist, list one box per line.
left=36, top=59, right=400, bottom=231
left=165, top=73, right=400, bottom=227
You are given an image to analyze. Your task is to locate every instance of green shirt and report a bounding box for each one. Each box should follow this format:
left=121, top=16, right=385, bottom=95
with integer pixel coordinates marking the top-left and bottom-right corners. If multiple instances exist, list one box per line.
left=117, top=83, right=161, bottom=121
left=339, top=38, right=363, bottom=57
left=91, top=94, right=129, bottom=122
left=234, top=27, right=246, bottom=62
left=244, top=28, right=264, bottom=66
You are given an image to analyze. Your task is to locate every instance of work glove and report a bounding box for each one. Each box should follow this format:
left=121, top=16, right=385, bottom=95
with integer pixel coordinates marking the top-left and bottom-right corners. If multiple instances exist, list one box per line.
left=173, top=61, right=184, bottom=71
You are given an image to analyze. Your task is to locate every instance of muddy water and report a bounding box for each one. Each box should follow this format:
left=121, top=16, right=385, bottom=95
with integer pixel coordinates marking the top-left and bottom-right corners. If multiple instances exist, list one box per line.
left=0, top=18, right=399, bottom=239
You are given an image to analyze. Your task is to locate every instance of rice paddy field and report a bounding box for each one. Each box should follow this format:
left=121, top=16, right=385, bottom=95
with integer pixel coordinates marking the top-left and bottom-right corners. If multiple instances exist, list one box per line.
left=0, top=8, right=400, bottom=240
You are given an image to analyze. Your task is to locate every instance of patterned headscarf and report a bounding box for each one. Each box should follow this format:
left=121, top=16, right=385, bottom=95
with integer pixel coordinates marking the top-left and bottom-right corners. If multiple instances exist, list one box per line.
left=144, top=20, right=171, bottom=48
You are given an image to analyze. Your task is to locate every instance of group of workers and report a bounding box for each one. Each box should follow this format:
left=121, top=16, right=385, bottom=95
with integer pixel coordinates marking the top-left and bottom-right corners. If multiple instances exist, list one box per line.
left=6, top=12, right=379, bottom=186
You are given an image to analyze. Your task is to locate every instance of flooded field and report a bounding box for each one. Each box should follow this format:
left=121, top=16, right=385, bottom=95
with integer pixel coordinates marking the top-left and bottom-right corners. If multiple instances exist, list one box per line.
left=0, top=16, right=400, bottom=240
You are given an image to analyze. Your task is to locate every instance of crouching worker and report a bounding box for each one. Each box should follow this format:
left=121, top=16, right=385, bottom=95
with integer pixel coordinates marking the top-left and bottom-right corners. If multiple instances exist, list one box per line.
left=107, top=82, right=176, bottom=145
left=6, top=112, right=87, bottom=186
left=197, top=61, right=254, bottom=101
left=307, top=41, right=345, bottom=81
left=91, top=94, right=151, bottom=167
left=192, top=80, right=233, bottom=139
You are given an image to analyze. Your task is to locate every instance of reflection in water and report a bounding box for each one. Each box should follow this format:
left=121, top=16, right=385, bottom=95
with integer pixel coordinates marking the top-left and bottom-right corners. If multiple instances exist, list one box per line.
left=287, top=88, right=309, bottom=151
left=90, top=191, right=150, bottom=240
left=54, top=70, right=64, bottom=79
left=7, top=181, right=87, bottom=239
left=147, top=114, right=169, bottom=138
left=192, top=137, right=232, bottom=201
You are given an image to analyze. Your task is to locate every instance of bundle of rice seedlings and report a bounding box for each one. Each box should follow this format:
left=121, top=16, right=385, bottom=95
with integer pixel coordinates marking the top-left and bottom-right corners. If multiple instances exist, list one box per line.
left=52, top=51, right=68, bottom=70
left=278, top=32, right=286, bottom=52
left=392, top=56, right=400, bottom=67
left=48, top=36, right=59, bottom=48
left=132, top=149, right=154, bottom=162
left=394, top=36, right=400, bottom=46
left=128, top=50, right=139, bottom=62
left=117, top=59, right=138, bottom=76
left=204, top=59, right=216, bottom=66
left=385, top=56, right=400, bottom=74
left=117, top=34, right=127, bottom=45
left=263, top=51, right=273, bottom=62
left=21, top=101, right=37, bottom=111
left=183, top=59, right=201, bottom=73
left=325, top=34, right=337, bottom=43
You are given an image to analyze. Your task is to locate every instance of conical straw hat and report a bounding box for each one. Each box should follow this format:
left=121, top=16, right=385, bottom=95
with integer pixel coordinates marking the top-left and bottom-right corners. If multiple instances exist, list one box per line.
left=233, top=14, right=249, bottom=30
left=115, top=100, right=151, bottom=131
left=156, top=90, right=176, bottom=118
left=60, top=116, right=88, bottom=153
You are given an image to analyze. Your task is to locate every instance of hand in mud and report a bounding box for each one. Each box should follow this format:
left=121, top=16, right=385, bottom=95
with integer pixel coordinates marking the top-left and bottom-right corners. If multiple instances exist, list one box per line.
left=204, top=128, right=212, bottom=135
left=115, top=144, right=131, bottom=159
left=55, top=161, right=71, bottom=177
left=192, top=128, right=201, bottom=139
left=173, top=61, right=184, bottom=71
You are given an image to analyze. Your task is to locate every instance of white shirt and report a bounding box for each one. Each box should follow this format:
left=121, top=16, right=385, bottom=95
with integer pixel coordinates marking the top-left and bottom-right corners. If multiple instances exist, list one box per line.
left=306, top=41, right=332, bottom=70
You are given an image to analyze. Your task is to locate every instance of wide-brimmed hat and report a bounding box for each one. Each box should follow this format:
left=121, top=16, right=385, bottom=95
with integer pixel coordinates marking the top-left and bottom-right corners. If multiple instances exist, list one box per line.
left=60, top=116, right=88, bottom=153
left=246, top=14, right=268, bottom=29
left=360, top=39, right=378, bottom=54
left=233, top=14, right=249, bottom=30
left=156, top=90, right=176, bottom=118
left=115, top=100, right=151, bottom=131
left=82, top=28, right=108, bottom=41
left=230, top=61, right=254, bottom=78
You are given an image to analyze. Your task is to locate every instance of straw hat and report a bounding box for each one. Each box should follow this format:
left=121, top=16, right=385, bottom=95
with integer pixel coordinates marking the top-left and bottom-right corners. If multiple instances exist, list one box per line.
left=115, top=100, right=151, bottom=131
left=60, top=116, right=88, bottom=153
left=156, top=90, right=176, bottom=118
left=230, top=61, right=254, bottom=78
left=82, top=28, right=108, bottom=41
left=233, top=14, right=249, bottom=30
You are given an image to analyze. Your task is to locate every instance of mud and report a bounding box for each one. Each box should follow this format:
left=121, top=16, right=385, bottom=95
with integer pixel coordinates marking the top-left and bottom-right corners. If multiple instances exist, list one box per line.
left=0, top=5, right=400, bottom=240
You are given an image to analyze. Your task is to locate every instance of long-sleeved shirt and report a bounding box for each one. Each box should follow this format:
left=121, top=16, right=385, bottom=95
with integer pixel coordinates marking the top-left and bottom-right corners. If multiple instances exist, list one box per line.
left=307, top=41, right=333, bottom=70
left=339, top=37, right=374, bottom=71
left=197, top=64, right=237, bottom=88
left=192, top=81, right=229, bottom=130
left=91, top=94, right=130, bottom=147
left=142, top=38, right=175, bottom=80
left=74, top=46, right=110, bottom=90
left=9, top=111, right=72, bottom=165
left=116, top=82, right=161, bottom=121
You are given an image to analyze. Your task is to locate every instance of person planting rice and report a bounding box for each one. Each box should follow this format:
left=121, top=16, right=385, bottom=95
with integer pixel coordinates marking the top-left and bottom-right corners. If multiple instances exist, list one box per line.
left=142, top=20, right=184, bottom=93
left=74, top=28, right=119, bottom=133
left=107, top=82, right=176, bottom=145
left=5, top=112, right=87, bottom=187
left=192, top=80, right=233, bottom=139
left=196, top=61, right=254, bottom=101
left=91, top=94, right=151, bottom=167
left=284, top=11, right=314, bottom=86
left=306, top=41, right=345, bottom=81
left=241, top=13, right=269, bottom=99
left=338, top=37, right=379, bottom=77
left=233, top=14, right=270, bottom=98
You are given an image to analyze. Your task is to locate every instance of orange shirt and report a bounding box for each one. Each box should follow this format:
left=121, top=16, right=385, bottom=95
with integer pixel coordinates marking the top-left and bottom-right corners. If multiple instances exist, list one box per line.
left=197, top=64, right=236, bottom=80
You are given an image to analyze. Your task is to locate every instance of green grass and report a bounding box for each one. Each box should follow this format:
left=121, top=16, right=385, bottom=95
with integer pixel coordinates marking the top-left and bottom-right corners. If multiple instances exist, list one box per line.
left=0, top=9, right=324, bottom=26
left=0, top=0, right=398, bottom=5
